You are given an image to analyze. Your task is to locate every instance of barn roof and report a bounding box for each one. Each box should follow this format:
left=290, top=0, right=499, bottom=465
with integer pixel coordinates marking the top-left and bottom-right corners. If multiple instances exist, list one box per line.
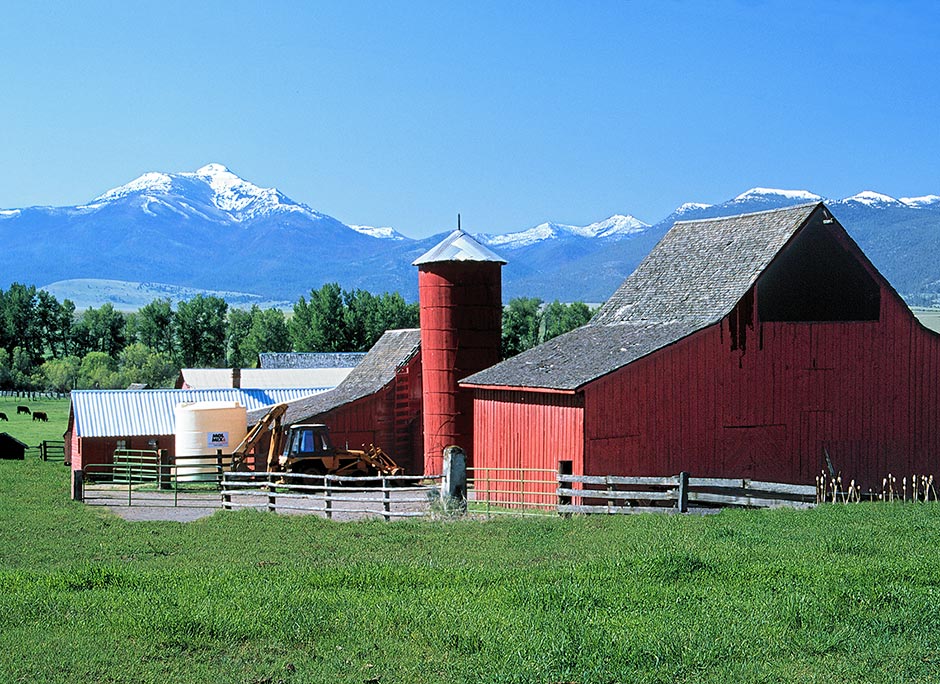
left=0, top=433, right=28, bottom=448
left=258, top=352, right=367, bottom=369
left=413, top=230, right=507, bottom=265
left=246, top=328, right=422, bottom=426
left=71, top=388, right=325, bottom=438
left=462, top=202, right=827, bottom=391
left=178, top=367, right=353, bottom=390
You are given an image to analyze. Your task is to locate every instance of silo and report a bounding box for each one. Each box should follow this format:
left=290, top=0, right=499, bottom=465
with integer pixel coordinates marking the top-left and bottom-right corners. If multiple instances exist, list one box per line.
left=413, top=229, right=506, bottom=475
left=174, top=401, right=247, bottom=482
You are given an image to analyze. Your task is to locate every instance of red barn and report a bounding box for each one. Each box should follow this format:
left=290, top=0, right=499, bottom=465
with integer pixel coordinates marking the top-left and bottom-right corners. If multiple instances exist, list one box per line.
left=462, top=203, right=940, bottom=493
left=247, top=329, right=424, bottom=473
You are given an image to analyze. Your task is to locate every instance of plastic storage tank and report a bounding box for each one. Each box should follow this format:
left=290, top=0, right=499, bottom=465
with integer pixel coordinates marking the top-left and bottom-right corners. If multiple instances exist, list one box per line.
left=174, top=401, right=247, bottom=482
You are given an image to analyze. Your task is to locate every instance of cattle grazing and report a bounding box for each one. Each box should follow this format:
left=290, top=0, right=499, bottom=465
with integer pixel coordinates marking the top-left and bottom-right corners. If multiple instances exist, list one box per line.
left=32, top=411, right=48, bottom=422
left=16, top=406, right=30, bottom=415
left=0, top=413, right=7, bottom=421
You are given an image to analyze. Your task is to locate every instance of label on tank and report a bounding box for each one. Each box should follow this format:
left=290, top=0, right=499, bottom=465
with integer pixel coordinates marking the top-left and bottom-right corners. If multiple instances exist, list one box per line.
left=207, top=432, right=229, bottom=448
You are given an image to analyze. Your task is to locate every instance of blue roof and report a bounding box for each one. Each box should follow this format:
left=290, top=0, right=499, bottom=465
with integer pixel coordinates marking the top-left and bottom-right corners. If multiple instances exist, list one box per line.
left=71, top=388, right=325, bottom=438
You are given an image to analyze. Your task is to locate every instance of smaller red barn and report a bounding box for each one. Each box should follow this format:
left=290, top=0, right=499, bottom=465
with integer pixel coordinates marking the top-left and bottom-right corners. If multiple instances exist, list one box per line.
left=247, top=329, right=424, bottom=473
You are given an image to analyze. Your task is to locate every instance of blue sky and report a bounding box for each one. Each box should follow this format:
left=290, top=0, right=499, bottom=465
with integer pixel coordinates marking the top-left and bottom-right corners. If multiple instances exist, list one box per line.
left=1, top=1, right=938, bottom=237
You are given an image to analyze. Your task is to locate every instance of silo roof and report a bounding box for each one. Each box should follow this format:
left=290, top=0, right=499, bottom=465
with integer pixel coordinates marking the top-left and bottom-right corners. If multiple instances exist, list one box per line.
left=413, top=229, right=507, bottom=265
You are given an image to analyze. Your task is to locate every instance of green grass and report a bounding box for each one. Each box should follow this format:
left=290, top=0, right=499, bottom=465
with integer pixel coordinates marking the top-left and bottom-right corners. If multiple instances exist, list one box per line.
left=2, top=459, right=940, bottom=683
left=0, top=396, right=70, bottom=446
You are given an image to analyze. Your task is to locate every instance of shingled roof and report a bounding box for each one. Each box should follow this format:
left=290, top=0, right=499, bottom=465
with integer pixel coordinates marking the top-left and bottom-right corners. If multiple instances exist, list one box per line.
left=462, top=202, right=828, bottom=391
left=247, top=329, right=421, bottom=426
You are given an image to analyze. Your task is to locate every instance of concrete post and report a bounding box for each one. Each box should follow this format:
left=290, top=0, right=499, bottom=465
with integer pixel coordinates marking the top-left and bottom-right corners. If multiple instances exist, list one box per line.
left=71, top=469, right=84, bottom=502
left=441, top=445, right=467, bottom=512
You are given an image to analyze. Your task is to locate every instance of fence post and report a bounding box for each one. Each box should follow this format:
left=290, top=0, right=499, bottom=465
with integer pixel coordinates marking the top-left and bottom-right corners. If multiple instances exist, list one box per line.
left=71, top=469, right=84, bottom=502
left=441, top=446, right=467, bottom=513
left=678, top=471, right=689, bottom=513
left=40, top=441, right=46, bottom=462
left=325, top=476, right=333, bottom=520
left=158, top=450, right=171, bottom=490
left=383, top=476, right=391, bottom=522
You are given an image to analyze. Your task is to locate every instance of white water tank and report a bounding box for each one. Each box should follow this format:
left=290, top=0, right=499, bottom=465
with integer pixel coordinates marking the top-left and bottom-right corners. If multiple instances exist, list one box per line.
left=174, top=401, right=247, bottom=482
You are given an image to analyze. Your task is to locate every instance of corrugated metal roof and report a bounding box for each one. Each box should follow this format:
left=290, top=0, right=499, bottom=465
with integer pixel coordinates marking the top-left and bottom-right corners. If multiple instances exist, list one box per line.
left=72, top=388, right=325, bottom=438
left=179, top=368, right=353, bottom=389
left=413, top=230, right=507, bottom=265
left=258, top=352, right=367, bottom=369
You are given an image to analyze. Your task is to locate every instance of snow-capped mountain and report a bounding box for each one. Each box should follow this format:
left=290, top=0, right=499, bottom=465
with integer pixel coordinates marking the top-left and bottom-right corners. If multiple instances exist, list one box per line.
left=480, top=214, right=649, bottom=248
left=88, top=163, right=317, bottom=223
left=1, top=167, right=939, bottom=306
left=348, top=224, right=408, bottom=240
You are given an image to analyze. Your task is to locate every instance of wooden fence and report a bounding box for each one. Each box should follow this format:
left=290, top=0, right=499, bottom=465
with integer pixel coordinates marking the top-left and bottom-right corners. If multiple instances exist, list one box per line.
left=220, top=471, right=439, bottom=521
left=557, top=472, right=817, bottom=514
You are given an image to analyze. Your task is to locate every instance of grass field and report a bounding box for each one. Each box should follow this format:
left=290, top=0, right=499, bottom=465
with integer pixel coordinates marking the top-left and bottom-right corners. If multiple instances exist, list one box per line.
left=2, top=458, right=939, bottom=683
left=0, top=396, right=71, bottom=447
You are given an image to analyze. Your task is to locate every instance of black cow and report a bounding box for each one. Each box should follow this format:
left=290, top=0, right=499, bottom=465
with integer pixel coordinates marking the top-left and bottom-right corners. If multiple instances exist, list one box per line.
left=16, top=406, right=30, bottom=415
left=32, top=411, right=48, bottom=422
left=0, top=412, right=7, bottom=421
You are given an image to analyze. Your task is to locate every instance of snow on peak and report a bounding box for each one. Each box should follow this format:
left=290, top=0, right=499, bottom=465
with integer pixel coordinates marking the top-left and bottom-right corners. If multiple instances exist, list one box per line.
left=94, top=172, right=173, bottom=202
left=483, top=215, right=649, bottom=248
left=349, top=224, right=406, bottom=240
left=486, top=222, right=566, bottom=247
left=675, top=202, right=713, bottom=214
left=900, top=194, right=940, bottom=208
left=842, top=190, right=903, bottom=207
left=734, top=187, right=822, bottom=202
left=577, top=214, right=649, bottom=238
left=187, top=163, right=294, bottom=218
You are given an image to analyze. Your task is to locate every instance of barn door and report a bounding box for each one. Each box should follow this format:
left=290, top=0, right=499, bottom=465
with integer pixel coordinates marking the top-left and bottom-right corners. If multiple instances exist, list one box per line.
left=799, top=410, right=833, bottom=481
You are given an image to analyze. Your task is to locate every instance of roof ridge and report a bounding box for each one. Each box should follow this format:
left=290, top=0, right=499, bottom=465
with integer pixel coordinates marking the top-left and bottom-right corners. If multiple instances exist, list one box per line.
left=673, top=201, right=822, bottom=225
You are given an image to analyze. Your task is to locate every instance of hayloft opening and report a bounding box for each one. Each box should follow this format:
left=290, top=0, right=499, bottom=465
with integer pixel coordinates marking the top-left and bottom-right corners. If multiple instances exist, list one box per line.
left=757, top=222, right=880, bottom=322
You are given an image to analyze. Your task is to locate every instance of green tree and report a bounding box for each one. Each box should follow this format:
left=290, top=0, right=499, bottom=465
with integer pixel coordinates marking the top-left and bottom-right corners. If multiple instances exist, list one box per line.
left=175, top=295, right=228, bottom=367
left=78, top=351, right=121, bottom=389
left=72, top=304, right=127, bottom=358
left=0, top=349, right=12, bottom=390
left=290, top=283, right=347, bottom=352
left=34, top=356, right=81, bottom=393
left=225, top=307, right=254, bottom=368
left=117, top=342, right=177, bottom=388
left=135, top=298, right=176, bottom=357
left=0, top=283, right=42, bottom=364
left=245, top=307, right=291, bottom=361
left=501, top=297, right=543, bottom=358
left=539, top=300, right=594, bottom=343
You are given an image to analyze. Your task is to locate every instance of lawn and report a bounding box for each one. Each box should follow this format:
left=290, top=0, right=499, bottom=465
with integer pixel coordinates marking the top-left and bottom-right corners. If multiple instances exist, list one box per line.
left=1, top=457, right=939, bottom=683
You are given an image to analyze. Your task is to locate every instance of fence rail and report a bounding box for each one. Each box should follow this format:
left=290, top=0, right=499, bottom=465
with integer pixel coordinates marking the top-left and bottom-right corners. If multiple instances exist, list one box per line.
left=220, top=471, right=440, bottom=521
left=558, top=472, right=817, bottom=514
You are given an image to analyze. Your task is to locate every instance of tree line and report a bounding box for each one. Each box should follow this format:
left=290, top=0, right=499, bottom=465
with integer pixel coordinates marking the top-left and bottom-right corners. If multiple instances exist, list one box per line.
left=0, top=282, right=592, bottom=392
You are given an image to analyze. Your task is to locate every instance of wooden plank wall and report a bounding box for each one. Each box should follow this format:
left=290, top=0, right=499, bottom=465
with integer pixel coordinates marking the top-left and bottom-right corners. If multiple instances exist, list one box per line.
left=473, top=389, right=584, bottom=502
left=583, top=293, right=940, bottom=490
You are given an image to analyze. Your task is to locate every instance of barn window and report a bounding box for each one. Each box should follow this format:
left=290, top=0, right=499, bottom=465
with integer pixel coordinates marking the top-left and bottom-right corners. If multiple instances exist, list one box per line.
left=757, top=222, right=880, bottom=322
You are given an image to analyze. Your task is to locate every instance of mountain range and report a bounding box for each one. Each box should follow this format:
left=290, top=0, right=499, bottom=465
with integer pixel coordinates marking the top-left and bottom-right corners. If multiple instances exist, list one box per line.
left=1, top=164, right=939, bottom=308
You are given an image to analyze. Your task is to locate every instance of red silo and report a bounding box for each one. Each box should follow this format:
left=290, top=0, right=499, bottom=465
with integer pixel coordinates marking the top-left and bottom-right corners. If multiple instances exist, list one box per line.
left=414, top=229, right=506, bottom=475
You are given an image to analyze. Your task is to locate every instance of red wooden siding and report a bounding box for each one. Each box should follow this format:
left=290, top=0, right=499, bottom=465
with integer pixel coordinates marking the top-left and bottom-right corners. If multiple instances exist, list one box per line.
left=419, top=262, right=502, bottom=473
left=473, top=389, right=584, bottom=502
left=311, top=351, right=424, bottom=474
left=72, top=434, right=170, bottom=472
left=583, top=293, right=940, bottom=490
